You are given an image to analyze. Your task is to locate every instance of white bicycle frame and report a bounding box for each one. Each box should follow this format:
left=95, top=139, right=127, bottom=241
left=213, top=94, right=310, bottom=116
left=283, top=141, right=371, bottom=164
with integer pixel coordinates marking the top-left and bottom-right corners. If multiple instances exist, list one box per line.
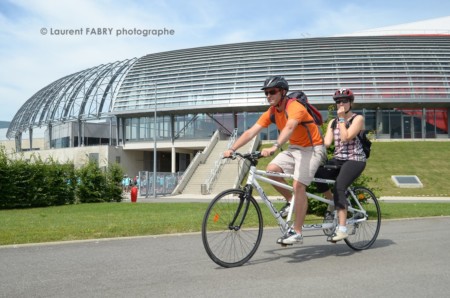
left=245, top=164, right=369, bottom=235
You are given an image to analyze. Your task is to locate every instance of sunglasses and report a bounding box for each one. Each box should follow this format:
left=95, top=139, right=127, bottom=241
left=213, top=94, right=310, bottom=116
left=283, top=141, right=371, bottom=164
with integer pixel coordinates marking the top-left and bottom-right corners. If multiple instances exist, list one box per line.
left=335, top=98, right=350, bottom=104
left=264, top=89, right=279, bottom=96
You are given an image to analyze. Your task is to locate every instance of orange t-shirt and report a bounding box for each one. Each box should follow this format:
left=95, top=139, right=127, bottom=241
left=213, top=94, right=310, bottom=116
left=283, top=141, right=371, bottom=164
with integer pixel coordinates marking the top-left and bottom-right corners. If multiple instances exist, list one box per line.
left=257, top=100, right=323, bottom=147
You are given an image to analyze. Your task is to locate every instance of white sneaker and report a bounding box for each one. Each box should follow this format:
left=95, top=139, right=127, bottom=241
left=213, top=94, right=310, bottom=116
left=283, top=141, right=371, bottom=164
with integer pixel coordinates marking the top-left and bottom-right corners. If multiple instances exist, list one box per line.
left=331, top=229, right=348, bottom=242
left=281, top=231, right=303, bottom=245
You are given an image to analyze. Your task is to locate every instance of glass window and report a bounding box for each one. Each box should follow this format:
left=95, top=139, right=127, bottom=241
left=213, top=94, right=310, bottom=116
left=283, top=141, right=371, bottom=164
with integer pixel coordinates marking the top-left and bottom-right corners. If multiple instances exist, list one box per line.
left=427, top=109, right=448, bottom=137
left=389, top=111, right=402, bottom=139
left=363, top=110, right=376, bottom=131
left=139, top=117, right=149, bottom=140
left=129, top=118, right=138, bottom=140
left=124, top=118, right=131, bottom=141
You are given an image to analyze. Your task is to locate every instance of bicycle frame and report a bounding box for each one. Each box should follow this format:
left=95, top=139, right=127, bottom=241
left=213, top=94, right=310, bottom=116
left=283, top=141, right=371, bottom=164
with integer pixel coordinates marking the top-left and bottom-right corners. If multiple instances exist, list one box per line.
left=246, top=164, right=368, bottom=235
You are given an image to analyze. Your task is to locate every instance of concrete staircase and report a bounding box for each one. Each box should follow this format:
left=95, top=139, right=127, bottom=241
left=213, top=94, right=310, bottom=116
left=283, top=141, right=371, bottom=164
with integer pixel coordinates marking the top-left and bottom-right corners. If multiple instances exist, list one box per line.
left=180, top=137, right=258, bottom=196
left=181, top=140, right=230, bottom=195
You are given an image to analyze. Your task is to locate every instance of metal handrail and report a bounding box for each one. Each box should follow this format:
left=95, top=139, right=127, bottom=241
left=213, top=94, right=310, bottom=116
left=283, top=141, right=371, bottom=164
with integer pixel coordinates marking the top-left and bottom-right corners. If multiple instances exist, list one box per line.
left=171, top=130, right=220, bottom=194
left=203, top=128, right=238, bottom=194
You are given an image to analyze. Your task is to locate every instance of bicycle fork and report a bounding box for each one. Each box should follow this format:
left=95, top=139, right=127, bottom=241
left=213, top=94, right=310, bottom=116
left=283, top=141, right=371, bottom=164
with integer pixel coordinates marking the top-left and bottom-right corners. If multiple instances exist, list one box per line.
left=228, top=186, right=254, bottom=231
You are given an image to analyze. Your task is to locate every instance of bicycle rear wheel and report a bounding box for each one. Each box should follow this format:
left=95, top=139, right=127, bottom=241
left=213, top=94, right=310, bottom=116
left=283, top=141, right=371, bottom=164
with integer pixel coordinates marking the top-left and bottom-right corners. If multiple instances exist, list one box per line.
left=344, top=187, right=381, bottom=250
left=201, top=189, right=263, bottom=268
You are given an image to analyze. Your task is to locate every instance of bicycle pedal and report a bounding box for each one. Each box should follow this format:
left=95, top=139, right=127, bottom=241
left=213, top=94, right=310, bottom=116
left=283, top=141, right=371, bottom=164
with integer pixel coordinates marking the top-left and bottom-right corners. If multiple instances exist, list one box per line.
left=276, top=238, right=292, bottom=246
left=326, top=237, right=337, bottom=244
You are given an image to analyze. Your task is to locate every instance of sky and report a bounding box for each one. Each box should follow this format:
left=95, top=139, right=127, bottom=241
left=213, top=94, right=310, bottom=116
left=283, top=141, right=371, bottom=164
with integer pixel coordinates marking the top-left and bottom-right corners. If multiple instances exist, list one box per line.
left=1, top=0, right=450, bottom=122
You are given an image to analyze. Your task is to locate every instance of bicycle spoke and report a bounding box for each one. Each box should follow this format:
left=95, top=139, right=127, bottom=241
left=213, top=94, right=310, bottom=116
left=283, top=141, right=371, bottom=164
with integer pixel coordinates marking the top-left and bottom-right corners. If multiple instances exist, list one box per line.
left=345, top=187, right=381, bottom=250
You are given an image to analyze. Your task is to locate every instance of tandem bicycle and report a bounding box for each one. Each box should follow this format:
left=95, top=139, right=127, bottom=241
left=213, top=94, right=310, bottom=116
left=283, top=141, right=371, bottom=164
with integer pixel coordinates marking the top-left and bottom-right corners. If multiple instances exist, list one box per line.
left=201, top=151, right=381, bottom=268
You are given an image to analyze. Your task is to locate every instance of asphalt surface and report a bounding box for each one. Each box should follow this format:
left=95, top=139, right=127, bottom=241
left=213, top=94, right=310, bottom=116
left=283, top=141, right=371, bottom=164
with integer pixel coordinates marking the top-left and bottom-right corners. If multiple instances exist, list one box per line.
left=1, top=217, right=450, bottom=297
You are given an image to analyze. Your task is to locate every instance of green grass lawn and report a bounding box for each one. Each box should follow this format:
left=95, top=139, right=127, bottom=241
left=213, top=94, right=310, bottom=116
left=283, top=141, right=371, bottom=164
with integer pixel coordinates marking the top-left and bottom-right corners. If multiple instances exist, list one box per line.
left=257, top=141, right=450, bottom=197
left=1, top=201, right=450, bottom=246
left=364, top=141, right=450, bottom=197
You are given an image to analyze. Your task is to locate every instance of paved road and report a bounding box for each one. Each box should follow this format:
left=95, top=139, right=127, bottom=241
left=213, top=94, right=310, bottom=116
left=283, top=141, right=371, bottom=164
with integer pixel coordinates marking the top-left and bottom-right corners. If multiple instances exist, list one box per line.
left=1, top=217, right=450, bottom=298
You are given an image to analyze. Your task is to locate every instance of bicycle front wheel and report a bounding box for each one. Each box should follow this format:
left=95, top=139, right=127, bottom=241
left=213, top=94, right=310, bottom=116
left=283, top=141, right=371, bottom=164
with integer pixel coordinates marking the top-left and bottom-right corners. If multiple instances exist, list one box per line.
left=201, top=189, right=263, bottom=268
left=345, top=187, right=381, bottom=250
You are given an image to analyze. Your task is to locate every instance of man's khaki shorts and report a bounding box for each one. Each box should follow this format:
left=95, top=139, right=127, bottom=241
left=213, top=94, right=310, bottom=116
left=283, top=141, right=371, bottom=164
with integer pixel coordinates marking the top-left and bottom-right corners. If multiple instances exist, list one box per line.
left=269, top=145, right=326, bottom=186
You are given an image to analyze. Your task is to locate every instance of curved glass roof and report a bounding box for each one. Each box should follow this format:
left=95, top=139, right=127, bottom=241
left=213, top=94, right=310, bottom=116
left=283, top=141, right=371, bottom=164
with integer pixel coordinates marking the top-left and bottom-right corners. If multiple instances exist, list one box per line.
left=7, top=58, right=137, bottom=138
left=114, top=35, right=450, bottom=115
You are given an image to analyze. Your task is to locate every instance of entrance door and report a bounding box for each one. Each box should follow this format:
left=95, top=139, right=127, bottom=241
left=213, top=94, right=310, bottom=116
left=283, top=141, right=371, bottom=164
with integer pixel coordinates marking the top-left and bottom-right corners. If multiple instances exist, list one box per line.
left=403, top=114, right=423, bottom=139
left=413, top=116, right=422, bottom=138
left=403, top=116, right=412, bottom=139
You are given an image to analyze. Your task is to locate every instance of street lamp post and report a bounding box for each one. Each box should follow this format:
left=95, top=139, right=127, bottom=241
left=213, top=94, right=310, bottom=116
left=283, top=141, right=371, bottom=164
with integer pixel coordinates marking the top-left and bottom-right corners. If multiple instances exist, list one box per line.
left=153, top=83, right=157, bottom=198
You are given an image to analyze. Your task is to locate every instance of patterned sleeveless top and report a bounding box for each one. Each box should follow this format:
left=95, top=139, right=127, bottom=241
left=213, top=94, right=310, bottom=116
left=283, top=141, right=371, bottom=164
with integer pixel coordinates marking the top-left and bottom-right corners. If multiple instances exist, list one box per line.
left=333, top=114, right=366, bottom=162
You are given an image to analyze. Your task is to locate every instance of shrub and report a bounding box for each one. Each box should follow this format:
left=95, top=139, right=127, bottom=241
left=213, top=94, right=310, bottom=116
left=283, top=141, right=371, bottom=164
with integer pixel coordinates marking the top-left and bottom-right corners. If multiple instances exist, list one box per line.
left=76, top=160, right=107, bottom=203
left=0, top=147, right=76, bottom=208
left=105, top=162, right=124, bottom=202
left=0, top=146, right=123, bottom=208
left=76, top=160, right=123, bottom=203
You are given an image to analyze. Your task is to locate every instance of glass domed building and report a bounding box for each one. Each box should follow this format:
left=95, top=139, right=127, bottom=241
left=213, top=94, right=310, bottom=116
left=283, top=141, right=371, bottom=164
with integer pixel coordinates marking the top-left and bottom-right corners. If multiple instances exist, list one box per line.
left=6, top=34, right=450, bottom=177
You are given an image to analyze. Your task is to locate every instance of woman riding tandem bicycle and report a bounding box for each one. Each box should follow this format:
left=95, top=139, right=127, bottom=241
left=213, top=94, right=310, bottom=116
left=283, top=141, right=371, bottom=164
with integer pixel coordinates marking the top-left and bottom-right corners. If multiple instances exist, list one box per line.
left=315, top=88, right=367, bottom=242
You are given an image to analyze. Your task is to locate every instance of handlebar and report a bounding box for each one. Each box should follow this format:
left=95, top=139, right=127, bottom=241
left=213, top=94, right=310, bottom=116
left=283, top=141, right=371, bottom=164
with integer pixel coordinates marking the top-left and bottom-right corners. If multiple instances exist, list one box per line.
left=224, top=151, right=263, bottom=166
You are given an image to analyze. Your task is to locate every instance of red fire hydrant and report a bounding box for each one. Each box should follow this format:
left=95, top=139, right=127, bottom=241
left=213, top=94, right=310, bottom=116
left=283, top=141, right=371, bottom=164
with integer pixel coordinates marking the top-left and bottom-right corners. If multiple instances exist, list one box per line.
left=130, top=185, right=138, bottom=203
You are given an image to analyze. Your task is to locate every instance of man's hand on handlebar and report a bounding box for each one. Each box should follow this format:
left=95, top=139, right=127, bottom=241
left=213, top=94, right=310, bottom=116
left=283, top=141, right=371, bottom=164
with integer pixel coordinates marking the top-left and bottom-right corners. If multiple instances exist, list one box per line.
left=261, top=147, right=277, bottom=157
left=223, top=150, right=265, bottom=160
left=223, top=149, right=235, bottom=158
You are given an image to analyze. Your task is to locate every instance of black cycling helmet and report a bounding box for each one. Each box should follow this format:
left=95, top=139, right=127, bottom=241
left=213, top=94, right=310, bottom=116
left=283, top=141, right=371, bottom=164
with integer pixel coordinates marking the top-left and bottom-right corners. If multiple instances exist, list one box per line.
left=261, top=76, right=289, bottom=91
left=333, top=88, right=355, bottom=102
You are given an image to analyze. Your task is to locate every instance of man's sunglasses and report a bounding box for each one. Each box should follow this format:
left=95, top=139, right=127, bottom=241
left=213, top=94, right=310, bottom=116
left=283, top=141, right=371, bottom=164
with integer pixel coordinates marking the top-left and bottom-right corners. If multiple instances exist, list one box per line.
left=334, top=98, right=350, bottom=104
left=264, top=89, right=279, bottom=96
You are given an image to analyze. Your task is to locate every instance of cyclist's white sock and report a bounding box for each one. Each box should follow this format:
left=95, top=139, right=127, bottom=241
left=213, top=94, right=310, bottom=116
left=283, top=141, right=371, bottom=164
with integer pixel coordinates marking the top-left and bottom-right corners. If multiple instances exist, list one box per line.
left=338, top=225, right=347, bottom=233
